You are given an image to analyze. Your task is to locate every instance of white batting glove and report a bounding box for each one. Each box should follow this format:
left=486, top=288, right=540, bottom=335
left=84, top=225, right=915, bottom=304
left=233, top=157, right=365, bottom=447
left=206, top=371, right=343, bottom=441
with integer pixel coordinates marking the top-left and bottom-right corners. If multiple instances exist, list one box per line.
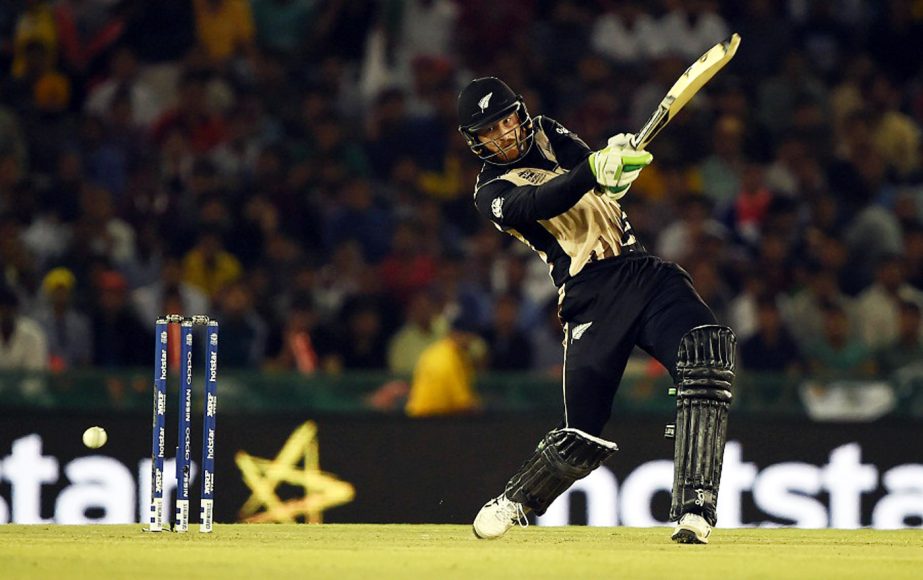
left=607, top=132, right=635, bottom=149
left=588, top=136, right=653, bottom=199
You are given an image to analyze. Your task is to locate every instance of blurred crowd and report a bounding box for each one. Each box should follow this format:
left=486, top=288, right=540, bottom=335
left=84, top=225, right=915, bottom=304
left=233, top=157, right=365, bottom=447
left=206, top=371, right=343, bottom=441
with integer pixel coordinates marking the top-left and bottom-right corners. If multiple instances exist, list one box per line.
left=2, top=0, right=923, bottom=401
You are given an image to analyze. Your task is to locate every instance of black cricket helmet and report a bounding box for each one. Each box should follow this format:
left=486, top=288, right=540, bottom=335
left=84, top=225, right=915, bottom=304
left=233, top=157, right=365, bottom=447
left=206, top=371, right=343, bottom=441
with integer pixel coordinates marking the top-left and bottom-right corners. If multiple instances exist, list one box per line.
left=457, top=77, right=533, bottom=165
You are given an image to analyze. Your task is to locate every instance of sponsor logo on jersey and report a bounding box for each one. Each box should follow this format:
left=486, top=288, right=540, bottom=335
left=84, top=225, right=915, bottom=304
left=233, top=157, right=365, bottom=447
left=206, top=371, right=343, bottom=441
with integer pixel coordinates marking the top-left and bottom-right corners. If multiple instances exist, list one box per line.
left=515, top=169, right=545, bottom=185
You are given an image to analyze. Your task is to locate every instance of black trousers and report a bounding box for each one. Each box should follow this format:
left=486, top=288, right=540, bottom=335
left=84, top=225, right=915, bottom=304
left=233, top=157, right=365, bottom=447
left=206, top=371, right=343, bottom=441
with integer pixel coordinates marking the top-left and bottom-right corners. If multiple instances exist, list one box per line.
left=558, top=253, right=716, bottom=435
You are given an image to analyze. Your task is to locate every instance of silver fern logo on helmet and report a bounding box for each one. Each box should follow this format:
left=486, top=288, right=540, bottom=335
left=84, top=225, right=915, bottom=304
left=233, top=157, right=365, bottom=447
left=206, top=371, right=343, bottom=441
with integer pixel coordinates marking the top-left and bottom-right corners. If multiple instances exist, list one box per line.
left=478, top=92, right=493, bottom=113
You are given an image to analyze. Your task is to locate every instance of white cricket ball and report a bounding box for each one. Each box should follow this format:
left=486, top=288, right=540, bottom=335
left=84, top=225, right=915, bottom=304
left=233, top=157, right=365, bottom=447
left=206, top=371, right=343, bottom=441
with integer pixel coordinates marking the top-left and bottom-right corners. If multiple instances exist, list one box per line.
left=82, top=426, right=108, bottom=449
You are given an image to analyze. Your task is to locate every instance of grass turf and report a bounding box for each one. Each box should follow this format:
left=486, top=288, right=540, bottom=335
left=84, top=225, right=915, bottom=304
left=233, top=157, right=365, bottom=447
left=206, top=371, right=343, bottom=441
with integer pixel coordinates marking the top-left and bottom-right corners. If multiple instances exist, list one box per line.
left=1, top=524, right=920, bottom=579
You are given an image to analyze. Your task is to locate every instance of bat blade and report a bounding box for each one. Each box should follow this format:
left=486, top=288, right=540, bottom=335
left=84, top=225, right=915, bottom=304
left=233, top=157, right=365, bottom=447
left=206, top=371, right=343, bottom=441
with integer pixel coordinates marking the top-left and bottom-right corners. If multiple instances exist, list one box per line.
left=631, top=33, right=741, bottom=150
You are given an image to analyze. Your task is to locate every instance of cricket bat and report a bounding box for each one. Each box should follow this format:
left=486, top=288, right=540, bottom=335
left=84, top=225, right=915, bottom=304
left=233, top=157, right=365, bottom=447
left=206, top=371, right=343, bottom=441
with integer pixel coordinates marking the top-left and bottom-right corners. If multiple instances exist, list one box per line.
left=630, top=33, right=741, bottom=151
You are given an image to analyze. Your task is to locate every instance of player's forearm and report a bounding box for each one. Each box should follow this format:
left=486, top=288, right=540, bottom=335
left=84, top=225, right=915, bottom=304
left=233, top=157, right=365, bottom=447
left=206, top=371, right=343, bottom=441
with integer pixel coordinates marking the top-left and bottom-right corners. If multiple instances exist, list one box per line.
left=530, top=156, right=596, bottom=219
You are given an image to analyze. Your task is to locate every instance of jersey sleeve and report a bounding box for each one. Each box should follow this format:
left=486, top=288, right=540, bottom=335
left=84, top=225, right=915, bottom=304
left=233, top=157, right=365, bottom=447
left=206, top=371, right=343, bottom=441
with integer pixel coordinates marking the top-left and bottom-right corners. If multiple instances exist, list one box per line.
left=538, top=116, right=593, bottom=170
left=474, top=160, right=597, bottom=227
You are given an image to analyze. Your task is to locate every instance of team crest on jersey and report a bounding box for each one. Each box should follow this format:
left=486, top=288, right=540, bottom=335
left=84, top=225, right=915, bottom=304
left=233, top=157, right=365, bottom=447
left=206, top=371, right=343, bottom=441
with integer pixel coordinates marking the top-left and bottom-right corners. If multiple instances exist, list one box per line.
left=478, top=92, right=493, bottom=113
left=491, top=197, right=504, bottom=219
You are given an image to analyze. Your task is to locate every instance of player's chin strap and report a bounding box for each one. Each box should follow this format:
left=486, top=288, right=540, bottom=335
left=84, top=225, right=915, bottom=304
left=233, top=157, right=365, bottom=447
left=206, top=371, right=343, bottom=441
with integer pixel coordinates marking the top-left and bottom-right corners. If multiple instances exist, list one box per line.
left=670, top=325, right=736, bottom=527
left=504, top=428, right=618, bottom=516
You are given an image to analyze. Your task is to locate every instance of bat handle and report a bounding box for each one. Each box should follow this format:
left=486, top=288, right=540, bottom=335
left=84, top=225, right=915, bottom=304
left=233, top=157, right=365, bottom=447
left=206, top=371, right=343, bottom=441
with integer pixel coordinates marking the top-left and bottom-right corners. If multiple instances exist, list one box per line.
left=629, top=134, right=641, bottom=150
left=632, top=105, right=669, bottom=152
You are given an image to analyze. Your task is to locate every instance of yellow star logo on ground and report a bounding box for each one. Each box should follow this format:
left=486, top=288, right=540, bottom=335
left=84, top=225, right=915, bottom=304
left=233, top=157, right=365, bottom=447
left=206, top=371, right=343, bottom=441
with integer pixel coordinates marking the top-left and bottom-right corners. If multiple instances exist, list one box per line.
left=235, top=421, right=355, bottom=523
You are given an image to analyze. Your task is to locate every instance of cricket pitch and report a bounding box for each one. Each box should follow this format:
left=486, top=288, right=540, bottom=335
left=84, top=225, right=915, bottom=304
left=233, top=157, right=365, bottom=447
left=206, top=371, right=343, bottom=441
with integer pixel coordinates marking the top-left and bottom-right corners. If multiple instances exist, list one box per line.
left=1, top=524, right=919, bottom=579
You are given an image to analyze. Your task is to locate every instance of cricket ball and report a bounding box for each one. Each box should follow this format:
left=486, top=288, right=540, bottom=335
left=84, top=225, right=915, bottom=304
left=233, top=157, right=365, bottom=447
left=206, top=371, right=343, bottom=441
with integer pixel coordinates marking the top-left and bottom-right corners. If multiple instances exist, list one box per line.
left=82, top=426, right=108, bottom=449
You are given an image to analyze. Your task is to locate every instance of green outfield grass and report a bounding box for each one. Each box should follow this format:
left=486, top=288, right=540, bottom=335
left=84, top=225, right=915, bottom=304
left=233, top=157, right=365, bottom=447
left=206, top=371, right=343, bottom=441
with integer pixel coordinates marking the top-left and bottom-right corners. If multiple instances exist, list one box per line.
left=0, top=524, right=920, bottom=580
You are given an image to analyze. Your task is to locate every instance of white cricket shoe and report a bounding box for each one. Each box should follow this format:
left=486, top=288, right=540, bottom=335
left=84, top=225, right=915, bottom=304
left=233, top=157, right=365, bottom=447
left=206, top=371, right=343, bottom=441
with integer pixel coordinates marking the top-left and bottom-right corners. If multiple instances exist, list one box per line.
left=472, top=495, right=529, bottom=539
left=671, top=513, right=712, bottom=544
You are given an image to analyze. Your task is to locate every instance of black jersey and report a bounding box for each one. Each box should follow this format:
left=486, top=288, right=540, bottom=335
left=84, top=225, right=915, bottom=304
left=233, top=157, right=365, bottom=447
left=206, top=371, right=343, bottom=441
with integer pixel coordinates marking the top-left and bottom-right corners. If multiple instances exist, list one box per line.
left=473, top=116, right=640, bottom=287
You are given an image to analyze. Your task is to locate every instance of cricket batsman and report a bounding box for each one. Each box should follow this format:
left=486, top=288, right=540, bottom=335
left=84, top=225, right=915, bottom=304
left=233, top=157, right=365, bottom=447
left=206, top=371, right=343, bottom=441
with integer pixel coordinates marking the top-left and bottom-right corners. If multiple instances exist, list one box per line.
left=459, top=77, right=735, bottom=544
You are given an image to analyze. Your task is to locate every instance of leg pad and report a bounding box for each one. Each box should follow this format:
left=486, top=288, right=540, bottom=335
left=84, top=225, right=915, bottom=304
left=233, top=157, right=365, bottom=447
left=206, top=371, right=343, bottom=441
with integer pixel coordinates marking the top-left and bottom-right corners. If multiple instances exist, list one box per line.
left=505, top=428, right=617, bottom=515
left=670, top=325, right=735, bottom=526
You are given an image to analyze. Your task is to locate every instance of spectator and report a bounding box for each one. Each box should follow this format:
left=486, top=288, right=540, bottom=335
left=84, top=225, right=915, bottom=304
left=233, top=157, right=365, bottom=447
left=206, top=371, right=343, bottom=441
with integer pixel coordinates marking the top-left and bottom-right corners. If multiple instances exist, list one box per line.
left=378, top=219, right=437, bottom=307
left=0, top=282, right=48, bottom=371
left=530, top=298, right=565, bottom=379
left=85, top=47, right=163, bottom=129
left=656, top=194, right=728, bottom=264
left=122, top=222, right=167, bottom=289
left=724, top=161, right=773, bottom=246
left=0, top=217, right=41, bottom=314
left=698, top=114, right=747, bottom=205
left=855, top=255, right=923, bottom=350
left=333, top=299, right=388, bottom=371
left=182, top=231, right=243, bottom=299
left=0, top=91, right=28, bottom=169
left=34, top=267, right=92, bottom=371
left=756, top=50, right=827, bottom=138
left=483, top=293, right=532, bottom=371
left=781, top=267, right=854, bottom=350
left=151, top=69, right=228, bottom=154
left=792, top=0, right=851, bottom=82
left=314, top=241, right=367, bottom=322
left=324, top=178, right=391, bottom=263
left=843, top=201, right=903, bottom=290
left=494, top=252, right=541, bottom=332
left=405, top=316, right=483, bottom=417
left=264, top=293, right=337, bottom=374
left=53, top=0, right=125, bottom=78
left=660, top=0, right=729, bottom=61
left=20, top=180, right=71, bottom=271
left=429, top=252, right=491, bottom=330
left=10, top=1, right=57, bottom=79
left=3, top=0, right=923, bottom=415
left=727, top=268, right=766, bottom=342
left=209, top=99, right=269, bottom=188
left=591, top=0, right=666, bottom=64
left=685, top=259, right=733, bottom=326
left=133, top=256, right=210, bottom=326
left=192, top=0, right=256, bottom=67
left=6, top=40, right=73, bottom=173
left=740, top=297, right=802, bottom=375
left=89, top=271, right=149, bottom=368
left=250, top=0, right=315, bottom=59
left=878, top=301, right=923, bottom=376
left=214, top=281, right=267, bottom=368
left=363, top=88, right=424, bottom=179
left=76, top=184, right=137, bottom=267
left=804, top=303, right=876, bottom=381
left=739, top=294, right=805, bottom=407
left=388, top=291, right=447, bottom=376
left=865, top=72, right=921, bottom=178
left=396, top=0, right=458, bottom=63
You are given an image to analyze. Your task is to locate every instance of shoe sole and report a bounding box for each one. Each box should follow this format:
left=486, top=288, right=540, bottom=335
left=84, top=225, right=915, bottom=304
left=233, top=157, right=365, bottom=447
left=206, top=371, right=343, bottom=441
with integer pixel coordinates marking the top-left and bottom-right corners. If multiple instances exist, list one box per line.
left=671, top=528, right=708, bottom=544
left=472, top=525, right=499, bottom=540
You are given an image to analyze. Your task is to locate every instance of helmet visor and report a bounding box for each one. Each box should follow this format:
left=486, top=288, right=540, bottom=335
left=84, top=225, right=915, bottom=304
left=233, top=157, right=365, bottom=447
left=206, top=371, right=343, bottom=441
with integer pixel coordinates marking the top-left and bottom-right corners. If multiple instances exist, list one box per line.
left=466, top=103, right=533, bottom=164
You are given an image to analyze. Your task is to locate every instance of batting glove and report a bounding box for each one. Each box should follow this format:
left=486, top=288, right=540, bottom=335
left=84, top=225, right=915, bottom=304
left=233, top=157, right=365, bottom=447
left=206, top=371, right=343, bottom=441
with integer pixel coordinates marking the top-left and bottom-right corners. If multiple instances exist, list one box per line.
left=588, top=134, right=653, bottom=199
